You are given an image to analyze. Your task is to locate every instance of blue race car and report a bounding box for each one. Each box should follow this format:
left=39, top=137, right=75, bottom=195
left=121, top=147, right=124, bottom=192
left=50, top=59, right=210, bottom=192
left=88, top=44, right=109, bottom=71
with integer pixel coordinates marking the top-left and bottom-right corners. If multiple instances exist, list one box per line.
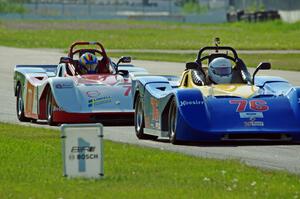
left=132, top=42, right=300, bottom=144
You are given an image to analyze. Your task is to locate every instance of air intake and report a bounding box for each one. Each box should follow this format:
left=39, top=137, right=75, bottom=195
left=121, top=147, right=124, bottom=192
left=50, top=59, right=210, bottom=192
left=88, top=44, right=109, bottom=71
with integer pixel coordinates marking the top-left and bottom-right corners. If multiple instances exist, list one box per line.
left=222, top=133, right=291, bottom=141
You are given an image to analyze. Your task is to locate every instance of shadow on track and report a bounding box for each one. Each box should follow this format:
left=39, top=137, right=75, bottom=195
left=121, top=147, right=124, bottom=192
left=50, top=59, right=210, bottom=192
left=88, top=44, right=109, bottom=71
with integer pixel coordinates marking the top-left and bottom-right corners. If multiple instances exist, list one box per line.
left=154, top=138, right=300, bottom=147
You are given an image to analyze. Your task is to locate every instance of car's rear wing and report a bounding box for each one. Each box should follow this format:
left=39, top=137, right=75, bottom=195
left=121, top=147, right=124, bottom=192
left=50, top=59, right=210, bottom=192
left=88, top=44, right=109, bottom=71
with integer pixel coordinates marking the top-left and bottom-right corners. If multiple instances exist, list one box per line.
left=133, top=75, right=180, bottom=89
left=15, top=64, right=57, bottom=69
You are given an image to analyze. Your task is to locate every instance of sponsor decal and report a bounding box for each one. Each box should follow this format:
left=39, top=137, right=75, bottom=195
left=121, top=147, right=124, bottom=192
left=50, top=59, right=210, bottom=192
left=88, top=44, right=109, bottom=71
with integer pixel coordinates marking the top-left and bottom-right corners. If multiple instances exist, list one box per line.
left=150, top=98, right=159, bottom=121
left=145, top=116, right=151, bottom=128
left=239, top=112, right=263, bottom=119
left=244, top=118, right=264, bottom=127
left=150, top=98, right=161, bottom=129
left=26, top=83, right=34, bottom=116
left=179, top=100, right=204, bottom=107
left=86, top=90, right=100, bottom=98
left=88, top=96, right=112, bottom=107
left=55, top=83, right=73, bottom=89
left=71, top=146, right=96, bottom=153
left=68, top=146, right=98, bottom=160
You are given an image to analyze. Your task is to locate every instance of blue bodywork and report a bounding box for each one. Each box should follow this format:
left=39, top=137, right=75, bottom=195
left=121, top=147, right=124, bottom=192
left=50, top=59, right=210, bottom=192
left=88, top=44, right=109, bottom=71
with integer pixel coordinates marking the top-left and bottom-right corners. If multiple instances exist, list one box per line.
left=133, top=75, right=300, bottom=143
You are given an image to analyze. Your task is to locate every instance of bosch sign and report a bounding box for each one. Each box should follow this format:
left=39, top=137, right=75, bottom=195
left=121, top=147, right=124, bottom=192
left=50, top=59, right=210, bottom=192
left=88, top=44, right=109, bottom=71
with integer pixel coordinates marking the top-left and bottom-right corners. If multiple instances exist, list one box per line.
left=61, top=124, right=103, bottom=179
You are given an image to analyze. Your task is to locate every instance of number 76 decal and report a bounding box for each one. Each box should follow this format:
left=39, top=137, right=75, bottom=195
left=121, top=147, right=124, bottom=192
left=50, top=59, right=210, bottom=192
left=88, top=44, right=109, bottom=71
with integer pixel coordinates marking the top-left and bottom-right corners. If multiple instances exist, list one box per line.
left=229, top=99, right=269, bottom=112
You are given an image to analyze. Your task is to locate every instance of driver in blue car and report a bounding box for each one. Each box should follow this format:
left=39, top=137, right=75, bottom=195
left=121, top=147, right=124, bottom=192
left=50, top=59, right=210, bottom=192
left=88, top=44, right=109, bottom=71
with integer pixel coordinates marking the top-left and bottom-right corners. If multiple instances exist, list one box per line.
left=79, top=52, right=98, bottom=74
left=208, top=57, right=233, bottom=84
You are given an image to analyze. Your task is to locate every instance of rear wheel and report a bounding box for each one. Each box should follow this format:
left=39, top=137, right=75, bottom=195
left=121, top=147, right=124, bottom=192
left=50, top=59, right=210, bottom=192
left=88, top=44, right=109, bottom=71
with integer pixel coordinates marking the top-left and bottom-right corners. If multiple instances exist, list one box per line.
left=46, top=90, right=57, bottom=126
left=168, top=98, right=180, bottom=144
left=134, top=95, right=156, bottom=140
left=16, top=84, right=30, bottom=122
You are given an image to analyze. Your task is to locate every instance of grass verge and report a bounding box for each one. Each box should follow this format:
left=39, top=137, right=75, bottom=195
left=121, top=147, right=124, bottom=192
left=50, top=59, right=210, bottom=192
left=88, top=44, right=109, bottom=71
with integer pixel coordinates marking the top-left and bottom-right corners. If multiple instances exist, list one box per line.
left=0, top=19, right=300, bottom=50
left=0, top=122, right=299, bottom=198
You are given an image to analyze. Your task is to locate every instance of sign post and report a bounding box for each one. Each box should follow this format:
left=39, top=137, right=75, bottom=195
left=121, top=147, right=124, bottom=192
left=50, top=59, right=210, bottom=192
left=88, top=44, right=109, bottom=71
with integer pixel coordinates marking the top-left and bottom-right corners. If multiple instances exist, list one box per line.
left=61, top=123, right=103, bottom=179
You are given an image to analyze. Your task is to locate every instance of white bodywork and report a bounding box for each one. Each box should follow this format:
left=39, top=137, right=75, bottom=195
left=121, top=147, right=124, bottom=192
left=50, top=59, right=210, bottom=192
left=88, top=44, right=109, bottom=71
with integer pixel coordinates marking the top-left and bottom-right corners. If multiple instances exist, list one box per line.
left=14, top=62, right=149, bottom=118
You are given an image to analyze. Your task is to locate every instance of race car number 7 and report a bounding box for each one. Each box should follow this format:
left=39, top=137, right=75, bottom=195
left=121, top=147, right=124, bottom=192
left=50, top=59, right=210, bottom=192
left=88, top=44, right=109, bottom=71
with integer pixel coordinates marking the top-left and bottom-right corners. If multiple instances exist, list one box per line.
left=229, top=99, right=269, bottom=112
left=123, top=86, right=131, bottom=96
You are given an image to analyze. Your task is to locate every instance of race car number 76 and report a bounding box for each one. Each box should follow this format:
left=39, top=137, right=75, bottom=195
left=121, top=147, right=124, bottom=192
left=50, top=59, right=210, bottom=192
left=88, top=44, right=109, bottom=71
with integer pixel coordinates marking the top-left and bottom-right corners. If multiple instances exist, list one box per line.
left=229, top=99, right=269, bottom=112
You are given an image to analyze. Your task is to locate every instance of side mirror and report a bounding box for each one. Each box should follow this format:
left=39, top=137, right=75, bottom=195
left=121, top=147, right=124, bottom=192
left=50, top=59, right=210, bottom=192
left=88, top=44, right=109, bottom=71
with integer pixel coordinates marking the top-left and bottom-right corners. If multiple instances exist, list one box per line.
left=118, top=69, right=129, bottom=77
left=117, top=56, right=131, bottom=66
left=116, top=56, right=131, bottom=72
left=186, top=62, right=200, bottom=70
left=59, top=56, right=73, bottom=64
left=252, top=62, right=271, bottom=84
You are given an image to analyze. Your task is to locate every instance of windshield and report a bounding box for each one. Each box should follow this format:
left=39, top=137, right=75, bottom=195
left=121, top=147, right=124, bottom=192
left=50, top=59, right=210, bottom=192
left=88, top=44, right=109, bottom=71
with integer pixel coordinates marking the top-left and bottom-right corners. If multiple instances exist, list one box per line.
left=109, top=59, right=117, bottom=74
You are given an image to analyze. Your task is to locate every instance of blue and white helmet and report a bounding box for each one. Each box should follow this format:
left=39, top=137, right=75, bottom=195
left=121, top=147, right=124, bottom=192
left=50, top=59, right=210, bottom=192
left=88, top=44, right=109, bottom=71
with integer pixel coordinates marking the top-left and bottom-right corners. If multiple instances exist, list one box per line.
left=208, top=57, right=232, bottom=84
left=79, top=52, right=98, bottom=74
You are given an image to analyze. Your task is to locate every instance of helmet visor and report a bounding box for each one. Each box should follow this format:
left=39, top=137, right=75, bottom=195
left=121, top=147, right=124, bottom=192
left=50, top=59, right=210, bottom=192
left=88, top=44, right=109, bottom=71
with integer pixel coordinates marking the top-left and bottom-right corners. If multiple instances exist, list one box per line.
left=212, top=66, right=232, bottom=76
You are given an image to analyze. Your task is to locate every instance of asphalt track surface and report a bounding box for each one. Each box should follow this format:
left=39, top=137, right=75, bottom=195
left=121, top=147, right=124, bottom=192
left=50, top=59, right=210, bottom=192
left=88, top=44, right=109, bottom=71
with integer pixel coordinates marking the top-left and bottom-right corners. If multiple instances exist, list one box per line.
left=1, top=46, right=300, bottom=174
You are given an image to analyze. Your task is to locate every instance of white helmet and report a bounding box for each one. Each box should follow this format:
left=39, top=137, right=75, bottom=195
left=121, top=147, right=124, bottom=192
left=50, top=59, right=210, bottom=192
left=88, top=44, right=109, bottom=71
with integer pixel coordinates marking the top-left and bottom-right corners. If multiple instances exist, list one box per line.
left=208, top=57, right=232, bottom=84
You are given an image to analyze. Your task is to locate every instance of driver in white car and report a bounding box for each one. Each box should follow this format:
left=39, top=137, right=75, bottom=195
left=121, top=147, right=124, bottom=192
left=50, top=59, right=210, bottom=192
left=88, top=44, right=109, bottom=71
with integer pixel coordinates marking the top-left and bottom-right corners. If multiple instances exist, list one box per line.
left=78, top=52, right=98, bottom=74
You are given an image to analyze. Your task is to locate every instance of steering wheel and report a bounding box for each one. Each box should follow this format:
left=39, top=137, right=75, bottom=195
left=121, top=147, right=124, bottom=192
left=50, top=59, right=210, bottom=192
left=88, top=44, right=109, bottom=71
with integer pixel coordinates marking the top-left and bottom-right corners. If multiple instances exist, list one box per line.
left=196, top=46, right=239, bottom=65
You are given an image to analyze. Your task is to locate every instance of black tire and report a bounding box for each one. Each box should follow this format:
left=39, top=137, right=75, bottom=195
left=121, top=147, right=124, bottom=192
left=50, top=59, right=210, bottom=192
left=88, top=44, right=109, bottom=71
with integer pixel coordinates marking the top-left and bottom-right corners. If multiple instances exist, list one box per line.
left=30, top=119, right=37, bottom=123
left=46, top=90, right=57, bottom=126
left=134, top=95, right=157, bottom=140
left=16, top=84, right=30, bottom=122
left=168, top=98, right=180, bottom=144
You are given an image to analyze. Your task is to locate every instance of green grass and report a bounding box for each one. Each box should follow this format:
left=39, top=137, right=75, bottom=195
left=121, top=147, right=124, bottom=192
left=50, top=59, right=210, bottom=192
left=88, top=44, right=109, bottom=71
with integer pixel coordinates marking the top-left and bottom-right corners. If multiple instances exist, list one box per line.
left=0, top=122, right=300, bottom=198
left=109, top=52, right=300, bottom=71
left=240, top=54, right=300, bottom=71
left=0, top=19, right=300, bottom=50
left=0, top=19, right=299, bottom=71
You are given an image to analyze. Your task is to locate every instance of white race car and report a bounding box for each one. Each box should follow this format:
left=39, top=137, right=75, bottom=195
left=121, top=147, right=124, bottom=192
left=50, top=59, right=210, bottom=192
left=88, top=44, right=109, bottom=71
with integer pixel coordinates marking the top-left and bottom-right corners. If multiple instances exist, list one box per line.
left=14, top=41, right=148, bottom=125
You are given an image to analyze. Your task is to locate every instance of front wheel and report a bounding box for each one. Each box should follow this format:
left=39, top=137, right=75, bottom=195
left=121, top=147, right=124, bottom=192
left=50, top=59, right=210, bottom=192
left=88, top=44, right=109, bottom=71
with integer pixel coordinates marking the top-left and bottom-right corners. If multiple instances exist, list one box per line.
left=168, top=98, right=180, bottom=144
left=46, top=90, right=57, bottom=126
left=134, top=95, right=157, bottom=140
left=16, top=84, right=30, bottom=122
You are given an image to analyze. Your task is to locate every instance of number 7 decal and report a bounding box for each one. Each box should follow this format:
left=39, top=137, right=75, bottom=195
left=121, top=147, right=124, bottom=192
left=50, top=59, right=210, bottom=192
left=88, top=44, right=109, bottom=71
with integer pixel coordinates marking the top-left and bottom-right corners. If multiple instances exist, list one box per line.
left=123, top=86, right=131, bottom=96
left=229, top=99, right=269, bottom=112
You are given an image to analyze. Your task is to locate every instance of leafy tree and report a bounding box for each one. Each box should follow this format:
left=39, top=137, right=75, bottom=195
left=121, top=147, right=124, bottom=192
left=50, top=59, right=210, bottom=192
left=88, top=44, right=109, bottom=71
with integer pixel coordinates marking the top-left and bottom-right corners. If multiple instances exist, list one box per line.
left=0, top=0, right=26, bottom=14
